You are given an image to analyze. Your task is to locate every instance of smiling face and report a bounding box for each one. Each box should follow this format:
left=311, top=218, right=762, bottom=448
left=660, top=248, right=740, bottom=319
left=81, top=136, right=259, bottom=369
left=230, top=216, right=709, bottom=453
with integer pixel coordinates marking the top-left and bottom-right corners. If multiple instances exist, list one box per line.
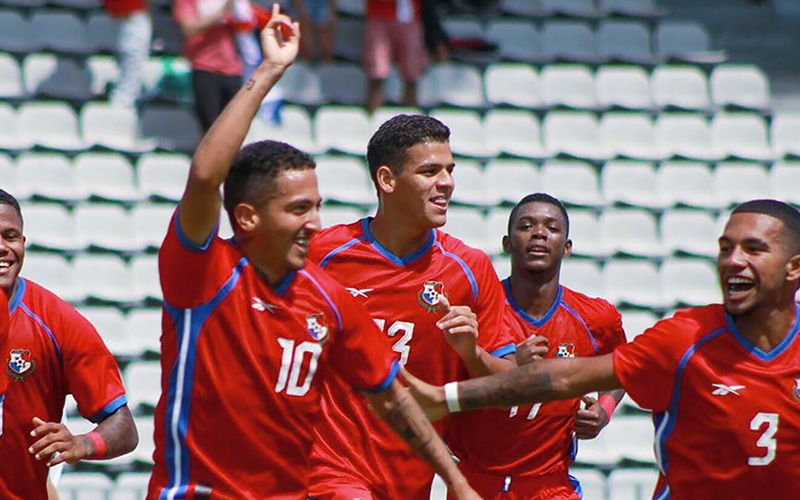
left=0, top=203, right=25, bottom=296
left=504, top=201, right=572, bottom=276
left=717, top=212, right=800, bottom=317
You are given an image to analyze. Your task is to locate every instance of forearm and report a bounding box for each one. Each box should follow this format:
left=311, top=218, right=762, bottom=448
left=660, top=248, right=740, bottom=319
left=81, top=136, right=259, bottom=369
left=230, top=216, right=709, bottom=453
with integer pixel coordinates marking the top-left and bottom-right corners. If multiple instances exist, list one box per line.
left=601, top=388, right=626, bottom=405
left=461, top=347, right=515, bottom=378
left=84, top=406, right=138, bottom=460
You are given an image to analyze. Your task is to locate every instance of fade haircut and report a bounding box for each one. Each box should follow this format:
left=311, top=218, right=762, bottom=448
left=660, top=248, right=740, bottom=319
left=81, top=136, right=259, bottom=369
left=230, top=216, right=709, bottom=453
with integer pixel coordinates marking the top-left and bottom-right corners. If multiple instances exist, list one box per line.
left=0, top=189, right=23, bottom=228
left=222, top=140, right=315, bottom=226
left=507, top=193, right=570, bottom=236
left=731, top=199, right=800, bottom=254
left=366, top=114, right=450, bottom=185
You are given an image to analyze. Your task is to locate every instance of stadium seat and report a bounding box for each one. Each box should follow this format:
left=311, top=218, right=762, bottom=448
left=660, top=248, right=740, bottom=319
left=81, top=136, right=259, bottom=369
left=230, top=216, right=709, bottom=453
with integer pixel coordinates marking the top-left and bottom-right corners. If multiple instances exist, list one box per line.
left=320, top=206, right=365, bottom=229
left=713, top=162, right=771, bottom=207
left=485, top=160, right=540, bottom=205
left=112, top=473, right=153, bottom=500
left=491, top=256, right=511, bottom=280
left=0, top=11, right=35, bottom=54
left=86, top=11, right=118, bottom=54
left=18, top=101, right=86, bottom=151
left=500, top=0, right=542, bottom=17
left=280, top=61, right=323, bottom=106
left=600, top=113, right=665, bottom=160
left=561, top=259, right=603, bottom=298
left=74, top=204, right=138, bottom=253
left=134, top=416, right=155, bottom=463
left=484, top=64, right=542, bottom=109
left=605, top=416, right=656, bottom=463
left=334, top=18, right=364, bottom=61
left=710, top=65, right=770, bottom=111
left=31, top=10, right=91, bottom=55
left=486, top=20, right=541, bottom=63
left=568, top=469, right=605, bottom=500
left=771, top=113, right=800, bottom=158
left=337, top=0, right=365, bottom=16
left=661, top=258, right=720, bottom=307
left=450, top=160, right=487, bottom=207
left=601, top=160, right=667, bottom=209
left=597, top=20, right=656, bottom=64
left=574, top=426, right=617, bottom=465
left=16, top=152, right=82, bottom=203
left=318, top=62, right=365, bottom=105
left=485, top=209, right=509, bottom=256
left=132, top=203, right=175, bottom=250
left=599, top=208, right=663, bottom=257
left=369, top=106, right=421, bottom=134
left=0, top=52, right=23, bottom=99
left=140, top=106, right=201, bottom=153
left=245, top=105, right=318, bottom=154
left=0, top=153, right=15, bottom=193
left=442, top=17, right=485, bottom=41
left=657, top=161, right=721, bottom=209
left=540, top=64, right=597, bottom=109
left=566, top=209, right=608, bottom=258
left=419, top=64, right=486, bottom=108
left=603, top=259, right=664, bottom=309
left=540, top=160, right=604, bottom=208
left=651, top=65, right=711, bottom=111
left=50, top=0, right=102, bottom=8
left=21, top=253, right=81, bottom=303
left=770, top=161, right=800, bottom=204
left=543, top=112, right=610, bottom=160
left=431, top=109, right=491, bottom=157
left=608, top=468, right=660, bottom=500
left=57, top=472, right=113, bottom=500
left=655, top=20, right=723, bottom=63
left=484, top=110, right=549, bottom=160
left=443, top=207, right=488, bottom=250
left=126, top=361, right=161, bottom=410
left=601, top=0, right=666, bottom=17
left=0, top=103, right=31, bottom=151
left=710, top=113, right=774, bottom=161
left=73, top=255, right=137, bottom=304
left=541, top=21, right=599, bottom=63
left=137, top=153, right=191, bottom=202
left=126, top=308, right=162, bottom=356
left=655, top=113, right=721, bottom=161
left=595, top=66, right=653, bottom=110
left=87, top=55, right=120, bottom=96
left=151, top=11, right=183, bottom=55
left=23, top=54, right=92, bottom=101
left=78, top=307, right=137, bottom=358
left=315, top=156, right=374, bottom=206
left=131, top=255, right=161, bottom=301
left=81, top=103, right=156, bottom=153
left=620, top=310, right=658, bottom=341
left=541, top=0, right=600, bottom=18
left=660, top=209, right=719, bottom=258
left=315, top=106, right=371, bottom=155
left=19, top=204, right=83, bottom=252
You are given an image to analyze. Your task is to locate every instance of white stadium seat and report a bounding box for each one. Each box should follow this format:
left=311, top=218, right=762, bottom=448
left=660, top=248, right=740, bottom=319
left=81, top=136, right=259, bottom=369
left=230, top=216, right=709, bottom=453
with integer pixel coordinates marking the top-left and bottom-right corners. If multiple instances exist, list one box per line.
left=22, top=253, right=81, bottom=303
left=597, top=20, right=655, bottom=64
left=655, top=113, right=721, bottom=161
left=315, top=106, right=371, bottom=155
left=599, top=208, right=663, bottom=258
left=318, top=62, right=365, bottom=105
left=601, top=161, right=667, bottom=209
left=770, top=162, right=800, bottom=205
left=600, top=113, right=665, bottom=161
left=713, top=162, right=770, bottom=207
left=540, top=160, right=604, bottom=208
left=0, top=53, right=24, bottom=99
left=73, top=254, right=137, bottom=303
left=126, top=308, right=163, bottom=355
left=419, top=64, right=486, bottom=108
left=74, top=204, right=138, bottom=252
left=315, top=156, right=374, bottom=206
left=608, top=468, right=660, bottom=500
left=451, top=161, right=488, bottom=207
left=444, top=207, right=488, bottom=250
left=484, top=110, right=549, bottom=159
left=661, top=209, right=719, bottom=258
left=657, top=161, right=721, bottom=209
left=79, top=307, right=137, bottom=357
left=541, top=64, right=597, bottom=109
left=57, top=472, right=113, bottom=500
left=651, top=66, right=710, bottom=111
left=661, top=258, right=721, bottom=307
left=431, top=109, right=492, bottom=158
left=710, top=65, right=770, bottom=110
left=16, top=152, right=82, bottom=202
left=620, top=310, right=658, bottom=341
left=544, top=112, right=610, bottom=160
left=485, top=160, right=540, bottom=205
left=81, top=102, right=155, bottom=153
left=541, top=21, right=599, bottom=63
left=137, top=153, right=191, bottom=202
left=20, top=204, right=83, bottom=252
left=711, top=113, right=774, bottom=161
left=486, top=20, right=541, bottom=63
left=132, top=203, right=175, bottom=250
left=567, top=210, right=607, bottom=258
left=125, top=361, right=162, bottom=410
left=561, top=259, right=603, bottom=298
left=770, top=113, right=800, bottom=158
left=484, top=64, right=542, bottom=109
left=596, top=66, right=653, bottom=110
left=603, top=259, right=664, bottom=309
left=18, top=101, right=86, bottom=151
left=74, top=153, right=141, bottom=203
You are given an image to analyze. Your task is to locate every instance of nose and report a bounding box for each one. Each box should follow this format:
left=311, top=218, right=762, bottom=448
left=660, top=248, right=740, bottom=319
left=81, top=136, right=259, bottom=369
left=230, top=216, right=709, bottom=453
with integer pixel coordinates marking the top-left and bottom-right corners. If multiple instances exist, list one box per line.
left=437, top=168, right=455, bottom=190
left=720, top=244, right=747, bottom=270
left=307, top=208, right=322, bottom=234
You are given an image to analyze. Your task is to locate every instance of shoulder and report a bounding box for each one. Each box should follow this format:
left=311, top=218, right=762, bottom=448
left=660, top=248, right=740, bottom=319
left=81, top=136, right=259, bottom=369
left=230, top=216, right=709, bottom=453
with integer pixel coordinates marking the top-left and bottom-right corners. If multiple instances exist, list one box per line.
left=309, top=220, right=366, bottom=266
left=18, top=279, right=95, bottom=333
left=434, top=230, right=493, bottom=271
left=561, top=287, right=621, bottom=328
left=646, top=304, right=727, bottom=348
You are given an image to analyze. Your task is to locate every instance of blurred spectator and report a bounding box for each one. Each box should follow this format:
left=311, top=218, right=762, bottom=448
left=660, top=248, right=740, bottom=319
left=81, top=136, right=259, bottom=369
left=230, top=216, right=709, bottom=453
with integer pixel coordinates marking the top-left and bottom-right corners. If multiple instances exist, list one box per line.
left=174, top=0, right=242, bottom=132
left=364, top=0, right=428, bottom=112
left=292, top=0, right=336, bottom=61
left=421, top=0, right=449, bottom=61
left=104, top=0, right=152, bottom=108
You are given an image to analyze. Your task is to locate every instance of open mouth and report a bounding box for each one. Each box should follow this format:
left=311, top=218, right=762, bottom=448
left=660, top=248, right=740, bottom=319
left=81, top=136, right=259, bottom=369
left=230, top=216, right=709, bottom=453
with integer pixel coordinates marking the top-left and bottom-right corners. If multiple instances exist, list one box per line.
left=430, top=195, right=449, bottom=209
left=725, top=276, right=755, bottom=297
left=0, top=260, right=14, bottom=273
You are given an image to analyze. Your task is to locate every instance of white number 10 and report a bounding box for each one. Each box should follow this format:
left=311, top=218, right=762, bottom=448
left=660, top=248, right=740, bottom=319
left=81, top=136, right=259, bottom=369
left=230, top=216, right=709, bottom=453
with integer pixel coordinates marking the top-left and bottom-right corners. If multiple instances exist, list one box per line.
left=748, top=412, right=779, bottom=466
left=275, top=338, right=322, bottom=396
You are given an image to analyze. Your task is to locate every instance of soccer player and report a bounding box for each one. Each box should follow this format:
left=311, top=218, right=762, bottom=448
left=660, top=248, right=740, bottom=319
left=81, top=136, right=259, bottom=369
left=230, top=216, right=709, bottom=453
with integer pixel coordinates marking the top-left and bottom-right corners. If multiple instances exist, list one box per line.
left=446, top=193, right=626, bottom=499
left=0, top=288, right=8, bottom=436
left=146, top=7, right=480, bottom=500
left=307, top=114, right=516, bottom=499
left=406, top=199, right=800, bottom=500
left=0, top=190, right=138, bottom=500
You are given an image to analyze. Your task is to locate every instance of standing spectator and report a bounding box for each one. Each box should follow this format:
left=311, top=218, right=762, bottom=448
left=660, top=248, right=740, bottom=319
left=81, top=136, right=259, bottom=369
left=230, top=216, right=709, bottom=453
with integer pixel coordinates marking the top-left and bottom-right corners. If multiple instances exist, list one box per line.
left=104, top=0, right=153, bottom=107
left=292, top=0, right=336, bottom=61
left=364, top=0, right=428, bottom=112
left=174, top=0, right=243, bottom=132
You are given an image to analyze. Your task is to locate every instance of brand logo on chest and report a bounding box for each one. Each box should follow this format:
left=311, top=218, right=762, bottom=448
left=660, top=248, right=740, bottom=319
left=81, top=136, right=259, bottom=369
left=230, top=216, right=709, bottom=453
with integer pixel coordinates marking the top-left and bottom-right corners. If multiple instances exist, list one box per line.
left=418, top=281, right=447, bottom=312
left=7, top=349, right=36, bottom=380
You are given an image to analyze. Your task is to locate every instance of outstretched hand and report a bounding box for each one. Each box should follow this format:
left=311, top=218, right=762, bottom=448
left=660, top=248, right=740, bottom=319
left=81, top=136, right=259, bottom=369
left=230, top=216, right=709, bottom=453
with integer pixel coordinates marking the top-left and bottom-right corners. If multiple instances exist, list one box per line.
left=574, top=395, right=609, bottom=439
left=260, top=3, right=300, bottom=70
left=516, top=335, right=549, bottom=366
left=436, top=295, right=479, bottom=361
left=29, top=417, right=94, bottom=467
left=399, top=368, right=449, bottom=422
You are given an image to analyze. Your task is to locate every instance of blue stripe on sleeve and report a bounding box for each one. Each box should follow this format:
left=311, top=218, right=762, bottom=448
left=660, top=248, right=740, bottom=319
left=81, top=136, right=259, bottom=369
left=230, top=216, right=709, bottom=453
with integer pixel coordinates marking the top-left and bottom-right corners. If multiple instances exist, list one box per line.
left=89, top=394, right=128, bottom=423
left=357, top=360, right=400, bottom=394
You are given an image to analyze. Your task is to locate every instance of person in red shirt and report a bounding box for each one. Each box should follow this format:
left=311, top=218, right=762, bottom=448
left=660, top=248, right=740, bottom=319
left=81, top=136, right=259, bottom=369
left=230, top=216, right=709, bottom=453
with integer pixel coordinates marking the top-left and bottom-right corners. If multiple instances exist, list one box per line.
left=0, top=189, right=138, bottom=500
left=146, top=9, right=479, bottom=499
left=103, top=0, right=152, bottom=107
left=407, top=199, right=800, bottom=500
left=445, top=193, right=626, bottom=499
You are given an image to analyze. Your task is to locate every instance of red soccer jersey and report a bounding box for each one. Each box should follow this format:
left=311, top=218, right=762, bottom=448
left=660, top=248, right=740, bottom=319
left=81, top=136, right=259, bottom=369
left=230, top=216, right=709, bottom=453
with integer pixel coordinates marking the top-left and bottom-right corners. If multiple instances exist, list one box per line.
left=0, top=291, right=8, bottom=435
left=0, top=278, right=127, bottom=500
left=307, top=218, right=515, bottom=499
left=147, top=213, right=397, bottom=500
left=613, top=304, right=800, bottom=500
left=447, top=282, right=626, bottom=499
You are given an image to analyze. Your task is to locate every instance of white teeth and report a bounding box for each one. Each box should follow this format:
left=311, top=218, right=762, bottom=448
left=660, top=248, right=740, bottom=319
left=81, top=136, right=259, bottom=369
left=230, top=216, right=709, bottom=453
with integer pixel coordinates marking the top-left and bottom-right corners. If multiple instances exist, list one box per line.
left=728, top=277, right=753, bottom=285
left=0, top=262, right=10, bottom=269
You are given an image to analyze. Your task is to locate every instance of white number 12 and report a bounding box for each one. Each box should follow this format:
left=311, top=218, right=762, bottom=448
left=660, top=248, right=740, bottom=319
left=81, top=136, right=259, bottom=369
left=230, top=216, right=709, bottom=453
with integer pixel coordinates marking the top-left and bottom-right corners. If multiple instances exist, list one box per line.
left=748, top=412, right=779, bottom=466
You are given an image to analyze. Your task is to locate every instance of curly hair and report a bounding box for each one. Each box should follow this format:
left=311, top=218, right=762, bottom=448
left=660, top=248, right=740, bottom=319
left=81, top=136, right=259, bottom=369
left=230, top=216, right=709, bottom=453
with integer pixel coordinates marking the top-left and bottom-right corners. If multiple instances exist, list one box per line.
left=732, top=199, right=800, bottom=253
left=507, top=193, right=569, bottom=237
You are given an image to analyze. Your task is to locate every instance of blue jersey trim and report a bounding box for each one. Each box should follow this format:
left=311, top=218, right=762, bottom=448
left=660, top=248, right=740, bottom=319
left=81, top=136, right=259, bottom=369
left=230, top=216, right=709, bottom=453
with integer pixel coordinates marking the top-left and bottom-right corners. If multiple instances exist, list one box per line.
left=433, top=241, right=479, bottom=301
left=319, top=236, right=365, bottom=268
left=503, top=279, right=562, bottom=327
left=173, top=210, right=217, bottom=253
left=361, top=217, right=435, bottom=267
left=568, top=473, right=582, bottom=499
left=19, top=301, right=62, bottom=365
left=0, top=394, right=5, bottom=403
left=561, top=302, right=600, bottom=355
left=653, top=327, right=726, bottom=477
left=358, top=359, right=400, bottom=394
left=654, top=484, right=670, bottom=500
left=273, top=271, right=296, bottom=296
left=8, top=277, right=25, bottom=314
left=160, top=257, right=247, bottom=500
left=725, top=305, right=800, bottom=362
left=491, top=343, right=517, bottom=358
left=89, top=394, right=128, bottom=423
left=298, top=270, right=343, bottom=331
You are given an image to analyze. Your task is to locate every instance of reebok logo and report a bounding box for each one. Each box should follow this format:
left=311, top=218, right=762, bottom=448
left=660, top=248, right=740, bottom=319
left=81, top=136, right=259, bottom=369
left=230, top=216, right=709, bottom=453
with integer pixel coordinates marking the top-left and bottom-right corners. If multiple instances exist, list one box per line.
left=711, top=383, right=745, bottom=396
left=346, top=287, right=373, bottom=299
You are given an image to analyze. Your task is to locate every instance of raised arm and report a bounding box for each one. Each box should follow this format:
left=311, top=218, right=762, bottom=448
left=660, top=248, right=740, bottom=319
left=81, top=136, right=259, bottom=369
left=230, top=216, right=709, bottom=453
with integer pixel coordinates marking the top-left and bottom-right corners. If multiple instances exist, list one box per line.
left=364, top=380, right=481, bottom=500
left=178, top=4, right=300, bottom=245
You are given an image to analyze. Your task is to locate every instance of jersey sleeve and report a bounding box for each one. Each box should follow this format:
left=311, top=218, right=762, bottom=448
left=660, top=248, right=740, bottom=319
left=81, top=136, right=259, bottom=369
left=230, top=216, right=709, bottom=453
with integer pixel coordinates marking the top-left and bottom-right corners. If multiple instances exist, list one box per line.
left=0, top=291, right=8, bottom=426
left=471, top=254, right=516, bottom=357
left=590, top=300, right=627, bottom=355
left=327, top=287, right=398, bottom=393
left=60, top=306, right=127, bottom=423
left=612, top=310, right=698, bottom=412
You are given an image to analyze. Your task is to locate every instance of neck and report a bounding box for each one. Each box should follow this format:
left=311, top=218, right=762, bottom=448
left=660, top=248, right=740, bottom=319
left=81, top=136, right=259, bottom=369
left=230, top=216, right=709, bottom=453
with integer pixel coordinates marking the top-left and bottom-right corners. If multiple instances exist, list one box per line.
left=3, top=278, right=18, bottom=303
left=240, top=240, right=288, bottom=288
left=508, top=267, right=561, bottom=320
left=732, top=299, right=798, bottom=351
left=369, top=207, right=432, bottom=259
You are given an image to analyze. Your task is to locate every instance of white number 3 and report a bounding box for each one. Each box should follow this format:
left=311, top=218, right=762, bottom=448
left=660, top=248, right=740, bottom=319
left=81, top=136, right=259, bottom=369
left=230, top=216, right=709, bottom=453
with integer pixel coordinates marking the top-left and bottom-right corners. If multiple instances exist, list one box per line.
left=748, top=412, right=779, bottom=466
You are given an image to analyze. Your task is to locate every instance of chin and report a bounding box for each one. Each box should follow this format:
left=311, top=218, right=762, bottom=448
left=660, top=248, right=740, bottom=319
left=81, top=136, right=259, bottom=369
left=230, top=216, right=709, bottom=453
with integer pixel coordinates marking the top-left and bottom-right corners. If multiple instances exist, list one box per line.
left=723, top=300, right=755, bottom=318
left=287, top=253, right=308, bottom=271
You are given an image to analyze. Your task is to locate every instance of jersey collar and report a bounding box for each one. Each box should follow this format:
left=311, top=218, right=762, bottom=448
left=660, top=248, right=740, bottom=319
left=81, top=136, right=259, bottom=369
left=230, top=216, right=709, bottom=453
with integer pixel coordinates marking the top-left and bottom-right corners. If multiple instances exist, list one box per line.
left=725, top=304, right=800, bottom=362
left=8, top=277, right=25, bottom=314
left=503, top=278, right=563, bottom=327
left=360, top=217, right=435, bottom=267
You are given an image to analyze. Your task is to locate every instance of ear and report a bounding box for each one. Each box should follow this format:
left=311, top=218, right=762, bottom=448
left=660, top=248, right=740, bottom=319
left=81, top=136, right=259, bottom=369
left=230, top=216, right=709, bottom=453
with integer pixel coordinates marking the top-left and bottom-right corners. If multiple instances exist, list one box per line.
left=234, top=203, right=259, bottom=235
left=502, top=235, right=511, bottom=255
left=563, top=238, right=573, bottom=258
left=786, top=253, right=800, bottom=283
left=375, top=165, right=396, bottom=195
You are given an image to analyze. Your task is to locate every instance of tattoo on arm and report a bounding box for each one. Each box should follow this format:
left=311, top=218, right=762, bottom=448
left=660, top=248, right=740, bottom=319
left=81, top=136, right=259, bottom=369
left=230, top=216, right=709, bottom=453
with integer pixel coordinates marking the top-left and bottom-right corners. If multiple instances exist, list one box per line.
left=459, top=361, right=557, bottom=411
left=382, top=389, right=435, bottom=450
left=92, top=405, right=138, bottom=459
left=245, top=78, right=256, bottom=90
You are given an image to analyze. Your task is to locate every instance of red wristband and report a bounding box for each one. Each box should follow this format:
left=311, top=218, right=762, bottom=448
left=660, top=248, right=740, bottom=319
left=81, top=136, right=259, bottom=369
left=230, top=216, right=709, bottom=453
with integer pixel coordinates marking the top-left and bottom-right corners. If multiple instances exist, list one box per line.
left=86, top=431, right=107, bottom=458
left=598, top=394, right=617, bottom=422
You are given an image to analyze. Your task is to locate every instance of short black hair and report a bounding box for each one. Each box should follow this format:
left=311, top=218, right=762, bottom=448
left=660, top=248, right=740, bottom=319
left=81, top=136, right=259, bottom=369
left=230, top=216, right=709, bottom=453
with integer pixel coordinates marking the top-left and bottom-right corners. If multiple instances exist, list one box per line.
left=507, top=193, right=570, bottom=236
left=0, top=189, right=22, bottom=227
left=731, top=199, right=800, bottom=253
left=222, top=140, right=315, bottom=225
left=366, top=114, right=450, bottom=185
